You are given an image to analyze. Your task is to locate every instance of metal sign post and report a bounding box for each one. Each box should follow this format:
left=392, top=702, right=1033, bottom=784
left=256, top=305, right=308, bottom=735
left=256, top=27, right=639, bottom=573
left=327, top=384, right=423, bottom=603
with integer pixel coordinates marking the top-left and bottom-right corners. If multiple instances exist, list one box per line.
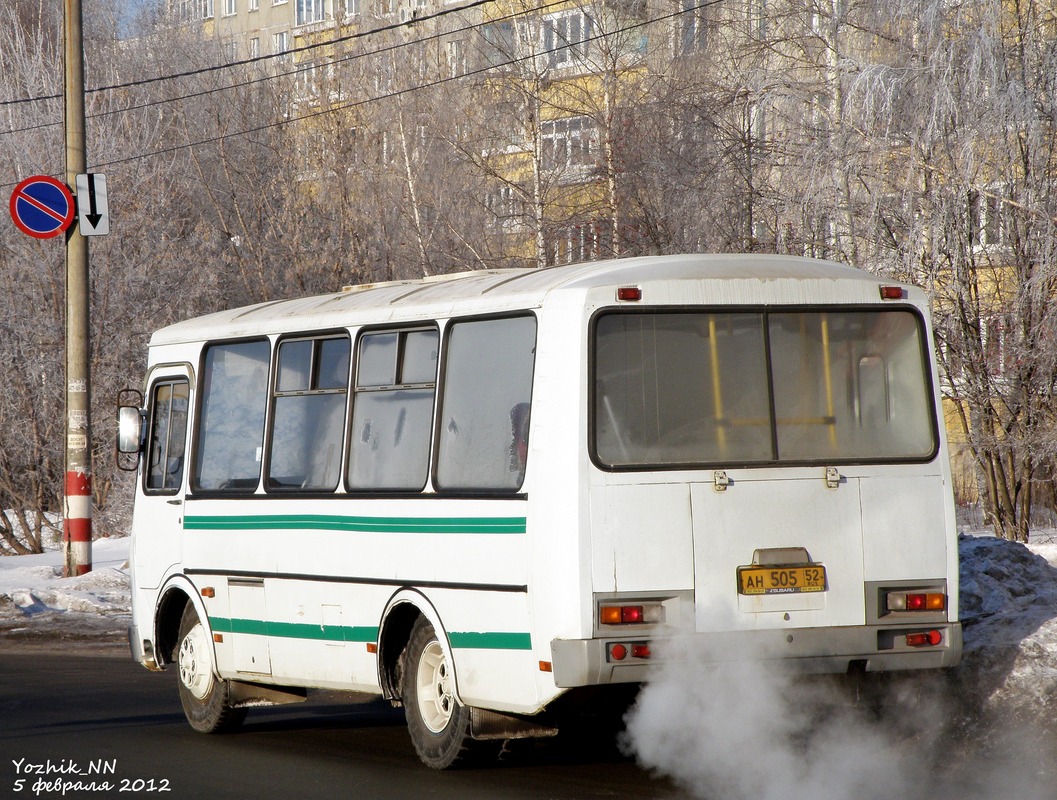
left=64, top=0, right=92, bottom=577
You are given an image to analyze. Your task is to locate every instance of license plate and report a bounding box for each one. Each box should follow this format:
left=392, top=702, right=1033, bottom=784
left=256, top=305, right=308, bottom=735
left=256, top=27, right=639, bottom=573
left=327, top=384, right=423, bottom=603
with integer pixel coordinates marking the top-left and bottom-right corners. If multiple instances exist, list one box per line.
left=737, top=564, right=827, bottom=595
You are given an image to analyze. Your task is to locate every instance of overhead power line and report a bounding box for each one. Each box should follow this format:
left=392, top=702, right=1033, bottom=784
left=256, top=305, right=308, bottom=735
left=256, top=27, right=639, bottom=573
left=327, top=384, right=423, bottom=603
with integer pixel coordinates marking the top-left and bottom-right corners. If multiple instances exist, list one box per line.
left=88, top=0, right=721, bottom=172
left=0, top=0, right=577, bottom=136
left=0, top=0, right=499, bottom=110
left=0, top=0, right=719, bottom=187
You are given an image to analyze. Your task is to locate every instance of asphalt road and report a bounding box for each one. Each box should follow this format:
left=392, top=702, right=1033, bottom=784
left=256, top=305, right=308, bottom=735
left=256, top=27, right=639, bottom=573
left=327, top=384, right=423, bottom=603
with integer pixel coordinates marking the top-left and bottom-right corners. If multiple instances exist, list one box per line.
left=0, top=646, right=680, bottom=800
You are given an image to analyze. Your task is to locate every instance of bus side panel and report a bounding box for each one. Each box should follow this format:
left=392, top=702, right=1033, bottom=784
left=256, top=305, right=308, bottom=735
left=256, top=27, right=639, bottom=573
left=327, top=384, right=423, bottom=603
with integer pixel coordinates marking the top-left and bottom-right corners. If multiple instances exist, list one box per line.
left=179, top=497, right=539, bottom=707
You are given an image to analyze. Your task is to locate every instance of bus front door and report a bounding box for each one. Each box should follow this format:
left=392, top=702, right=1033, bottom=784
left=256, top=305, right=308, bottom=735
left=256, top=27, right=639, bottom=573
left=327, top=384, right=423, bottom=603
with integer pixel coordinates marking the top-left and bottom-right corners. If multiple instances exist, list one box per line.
left=132, top=369, right=192, bottom=592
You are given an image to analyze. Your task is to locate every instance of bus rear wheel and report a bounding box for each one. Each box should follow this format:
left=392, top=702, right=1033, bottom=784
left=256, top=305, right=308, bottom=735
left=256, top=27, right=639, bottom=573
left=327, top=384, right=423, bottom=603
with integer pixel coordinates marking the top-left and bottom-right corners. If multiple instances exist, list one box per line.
left=175, top=604, right=246, bottom=733
left=402, top=616, right=485, bottom=769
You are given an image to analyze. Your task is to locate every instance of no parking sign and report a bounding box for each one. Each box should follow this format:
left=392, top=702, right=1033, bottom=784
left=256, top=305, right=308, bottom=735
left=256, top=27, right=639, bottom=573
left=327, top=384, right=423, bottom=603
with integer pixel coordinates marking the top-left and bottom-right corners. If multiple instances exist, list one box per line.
left=9, top=175, right=76, bottom=239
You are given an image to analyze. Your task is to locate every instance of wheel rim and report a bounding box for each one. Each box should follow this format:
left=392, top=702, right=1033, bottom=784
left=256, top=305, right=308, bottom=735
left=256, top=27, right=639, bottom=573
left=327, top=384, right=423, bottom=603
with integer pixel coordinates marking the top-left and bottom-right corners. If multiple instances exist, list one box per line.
left=416, top=640, right=454, bottom=733
left=178, top=622, right=214, bottom=700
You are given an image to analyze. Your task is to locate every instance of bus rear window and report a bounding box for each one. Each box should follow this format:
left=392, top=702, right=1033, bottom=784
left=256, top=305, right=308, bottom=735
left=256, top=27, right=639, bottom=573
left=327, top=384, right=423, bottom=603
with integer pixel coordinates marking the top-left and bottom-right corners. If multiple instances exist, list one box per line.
left=593, top=309, right=937, bottom=468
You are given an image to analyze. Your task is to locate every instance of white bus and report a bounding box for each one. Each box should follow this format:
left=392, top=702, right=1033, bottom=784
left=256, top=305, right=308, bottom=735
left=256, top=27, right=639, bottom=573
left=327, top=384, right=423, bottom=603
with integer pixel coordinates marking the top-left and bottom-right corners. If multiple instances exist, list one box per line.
left=118, top=254, right=961, bottom=768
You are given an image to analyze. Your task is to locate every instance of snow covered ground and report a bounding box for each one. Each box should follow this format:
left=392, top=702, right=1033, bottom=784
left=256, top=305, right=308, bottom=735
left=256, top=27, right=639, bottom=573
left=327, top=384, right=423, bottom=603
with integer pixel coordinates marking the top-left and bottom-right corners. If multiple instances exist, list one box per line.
left=2, top=527, right=1057, bottom=796
left=0, top=534, right=131, bottom=647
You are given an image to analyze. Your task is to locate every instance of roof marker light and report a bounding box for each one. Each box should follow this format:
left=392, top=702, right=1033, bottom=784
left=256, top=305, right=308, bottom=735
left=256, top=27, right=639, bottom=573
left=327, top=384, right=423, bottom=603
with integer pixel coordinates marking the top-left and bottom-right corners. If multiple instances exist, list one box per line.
left=617, top=286, right=642, bottom=301
left=879, top=285, right=904, bottom=300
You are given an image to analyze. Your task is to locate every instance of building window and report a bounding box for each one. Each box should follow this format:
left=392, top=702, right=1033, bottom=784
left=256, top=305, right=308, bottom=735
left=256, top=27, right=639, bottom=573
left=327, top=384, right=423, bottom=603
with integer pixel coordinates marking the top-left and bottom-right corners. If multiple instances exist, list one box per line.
left=274, top=30, right=289, bottom=59
left=175, top=0, right=215, bottom=21
left=249, top=0, right=259, bottom=9
left=541, top=116, right=597, bottom=173
left=249, top=37, right=260, bottom=58
left=970, top=186, right=1009, bottom=249
left=447, top=39, right=466, bottom=77
left=677, top=0, right=706, bottom=53
left=296, top=0, right=325, bottom=24
left=481, top=21, right=515, bottom=68
left=542, top=10, right=593, bottom=67
left=345, top=0, right=360, bottom=14
left=223, top=0, right=236, bottom=15
left=486, top=184, right=520, bottom=222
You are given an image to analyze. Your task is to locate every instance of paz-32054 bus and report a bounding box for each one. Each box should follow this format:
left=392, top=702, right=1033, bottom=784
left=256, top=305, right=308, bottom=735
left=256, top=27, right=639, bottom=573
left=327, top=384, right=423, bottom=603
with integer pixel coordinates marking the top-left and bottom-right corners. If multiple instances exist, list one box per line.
left=117, top=255, right=961, bottom=768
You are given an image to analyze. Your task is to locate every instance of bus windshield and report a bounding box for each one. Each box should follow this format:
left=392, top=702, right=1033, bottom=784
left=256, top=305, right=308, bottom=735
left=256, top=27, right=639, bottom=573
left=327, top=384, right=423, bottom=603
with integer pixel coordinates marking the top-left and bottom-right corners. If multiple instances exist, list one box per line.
left=593, top=308, right=937, bottom=468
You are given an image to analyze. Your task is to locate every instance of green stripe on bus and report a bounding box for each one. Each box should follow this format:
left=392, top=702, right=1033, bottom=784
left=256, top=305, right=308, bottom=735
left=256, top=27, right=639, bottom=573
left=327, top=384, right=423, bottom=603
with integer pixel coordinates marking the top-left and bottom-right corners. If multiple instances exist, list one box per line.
left=211, top=616, right=379, bottom=643
left=211, top=617, right=530, bottom=650
left=185, top=514, right=527, bottom=534
left=448, top=631, right=532, bottom=651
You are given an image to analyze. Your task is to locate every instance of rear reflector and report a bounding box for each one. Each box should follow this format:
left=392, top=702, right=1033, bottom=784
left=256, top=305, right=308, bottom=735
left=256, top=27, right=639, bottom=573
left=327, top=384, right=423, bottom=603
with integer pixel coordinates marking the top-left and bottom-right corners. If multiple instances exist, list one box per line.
left=607, top=642, right=652, bottom=662
left=906, top=630, right=943, bottom=647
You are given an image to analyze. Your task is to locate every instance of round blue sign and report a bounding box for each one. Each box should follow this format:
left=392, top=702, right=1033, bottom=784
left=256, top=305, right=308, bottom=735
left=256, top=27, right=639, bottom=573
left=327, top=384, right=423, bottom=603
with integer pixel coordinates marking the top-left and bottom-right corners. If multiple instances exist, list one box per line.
left=9, top=175, right=75, bottom=239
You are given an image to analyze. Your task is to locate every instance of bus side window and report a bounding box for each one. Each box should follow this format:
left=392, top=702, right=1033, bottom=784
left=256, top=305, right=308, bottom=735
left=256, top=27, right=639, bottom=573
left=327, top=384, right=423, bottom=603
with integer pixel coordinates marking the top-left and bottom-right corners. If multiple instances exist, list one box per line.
left=436, top=315, right=537, bottom=492
left=192, top=340, right=271, bottom=492
left=347, top=328, right=438, bottom=491
left=146, top=379, right=189, bottom=493
left=268, top=335, right=350, bottom=491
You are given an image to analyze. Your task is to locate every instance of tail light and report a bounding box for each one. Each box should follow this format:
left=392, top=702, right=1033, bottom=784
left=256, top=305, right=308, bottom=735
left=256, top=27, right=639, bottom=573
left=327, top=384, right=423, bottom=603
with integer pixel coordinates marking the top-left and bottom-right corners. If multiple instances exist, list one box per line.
left=886, top=592, right=946, bottom=612
left=906, top=630, right=943, bottom=647
left=607, top=641, right=652, bottom=662
left=599, top=603, right=664, bottom=626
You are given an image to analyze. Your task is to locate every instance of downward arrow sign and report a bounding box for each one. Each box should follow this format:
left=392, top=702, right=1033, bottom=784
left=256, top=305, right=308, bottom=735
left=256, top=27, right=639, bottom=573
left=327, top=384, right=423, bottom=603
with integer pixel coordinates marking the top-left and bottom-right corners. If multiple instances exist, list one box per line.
left=84, top=174, right=102, bottom=229
left=75, top=173, right=109, bottom=236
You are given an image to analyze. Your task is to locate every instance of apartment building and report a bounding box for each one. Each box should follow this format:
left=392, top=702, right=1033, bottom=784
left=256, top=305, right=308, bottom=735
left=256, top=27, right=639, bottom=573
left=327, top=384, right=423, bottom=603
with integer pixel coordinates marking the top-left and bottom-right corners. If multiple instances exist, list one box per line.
left=172, top=0, right=365, bottom=61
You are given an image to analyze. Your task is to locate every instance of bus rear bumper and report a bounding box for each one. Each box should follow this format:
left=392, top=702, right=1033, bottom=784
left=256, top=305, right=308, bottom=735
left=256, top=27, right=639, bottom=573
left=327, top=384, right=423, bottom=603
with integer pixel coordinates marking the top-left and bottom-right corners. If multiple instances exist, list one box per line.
left=550, top=623, right=962, bottom=688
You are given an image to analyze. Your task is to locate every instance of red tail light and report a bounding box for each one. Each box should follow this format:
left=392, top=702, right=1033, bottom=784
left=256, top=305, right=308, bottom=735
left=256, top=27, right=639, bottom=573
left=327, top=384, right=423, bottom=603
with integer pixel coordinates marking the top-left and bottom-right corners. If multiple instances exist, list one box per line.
left=886, top=592, right=946, bottom=612
left=906, top=630, right=943, bottom=647
left=599, top=603, right=663, bottom=625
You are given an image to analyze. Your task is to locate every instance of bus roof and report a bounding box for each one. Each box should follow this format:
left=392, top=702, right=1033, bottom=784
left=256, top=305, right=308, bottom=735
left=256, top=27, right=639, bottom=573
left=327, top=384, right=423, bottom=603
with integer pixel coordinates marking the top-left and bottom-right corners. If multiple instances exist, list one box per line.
left=149, top=254, right=911, bottom=347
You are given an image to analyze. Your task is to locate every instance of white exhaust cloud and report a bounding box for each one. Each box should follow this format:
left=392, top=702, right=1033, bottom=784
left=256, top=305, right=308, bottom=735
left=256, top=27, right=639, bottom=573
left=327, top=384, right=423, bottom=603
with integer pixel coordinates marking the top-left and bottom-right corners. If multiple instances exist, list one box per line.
left=621, top=636, right=1050, bottom=800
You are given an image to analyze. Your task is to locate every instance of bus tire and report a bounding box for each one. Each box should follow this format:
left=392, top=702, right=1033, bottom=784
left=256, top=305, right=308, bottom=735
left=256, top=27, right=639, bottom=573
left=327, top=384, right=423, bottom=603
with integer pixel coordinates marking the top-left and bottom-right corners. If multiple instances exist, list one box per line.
left=175, top=604, right=246, bottom=734
left=402, top=616, right=480, bottom=769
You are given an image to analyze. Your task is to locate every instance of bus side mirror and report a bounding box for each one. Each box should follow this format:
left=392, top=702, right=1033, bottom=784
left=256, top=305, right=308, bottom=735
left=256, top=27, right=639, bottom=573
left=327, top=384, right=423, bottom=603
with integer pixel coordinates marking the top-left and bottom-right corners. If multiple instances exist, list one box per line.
left=117, top=406, right=144, bottom=454
left=116, top=388, right=145, bottom=471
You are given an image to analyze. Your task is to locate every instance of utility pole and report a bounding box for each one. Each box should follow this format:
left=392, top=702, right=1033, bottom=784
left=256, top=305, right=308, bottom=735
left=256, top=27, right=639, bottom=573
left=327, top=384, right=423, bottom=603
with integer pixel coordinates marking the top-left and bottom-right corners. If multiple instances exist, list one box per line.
left=63, top=0, right=92, bottom=576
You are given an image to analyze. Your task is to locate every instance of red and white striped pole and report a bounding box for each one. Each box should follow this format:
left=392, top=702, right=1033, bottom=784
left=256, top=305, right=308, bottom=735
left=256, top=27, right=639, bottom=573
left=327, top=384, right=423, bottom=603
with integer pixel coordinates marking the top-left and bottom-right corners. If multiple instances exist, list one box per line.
left=64, top=469, right=92, bottom=576
left=62, top=0, right=92, bottom=577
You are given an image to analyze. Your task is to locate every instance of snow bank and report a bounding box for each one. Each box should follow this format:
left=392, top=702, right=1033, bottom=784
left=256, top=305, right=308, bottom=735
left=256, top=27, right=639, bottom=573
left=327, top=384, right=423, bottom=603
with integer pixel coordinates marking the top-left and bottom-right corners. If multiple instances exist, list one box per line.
left=957, top=532, right=1057, bottom=727
left=0, top=535, right=130, bottom=643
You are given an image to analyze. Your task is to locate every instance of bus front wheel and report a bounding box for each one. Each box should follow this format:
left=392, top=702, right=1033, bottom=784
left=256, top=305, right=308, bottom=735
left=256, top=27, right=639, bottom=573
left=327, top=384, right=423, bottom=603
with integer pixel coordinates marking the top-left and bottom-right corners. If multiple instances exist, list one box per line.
left=175, top=604, right=246, bottom=733
left=402, top=616, right=483, bottom=769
